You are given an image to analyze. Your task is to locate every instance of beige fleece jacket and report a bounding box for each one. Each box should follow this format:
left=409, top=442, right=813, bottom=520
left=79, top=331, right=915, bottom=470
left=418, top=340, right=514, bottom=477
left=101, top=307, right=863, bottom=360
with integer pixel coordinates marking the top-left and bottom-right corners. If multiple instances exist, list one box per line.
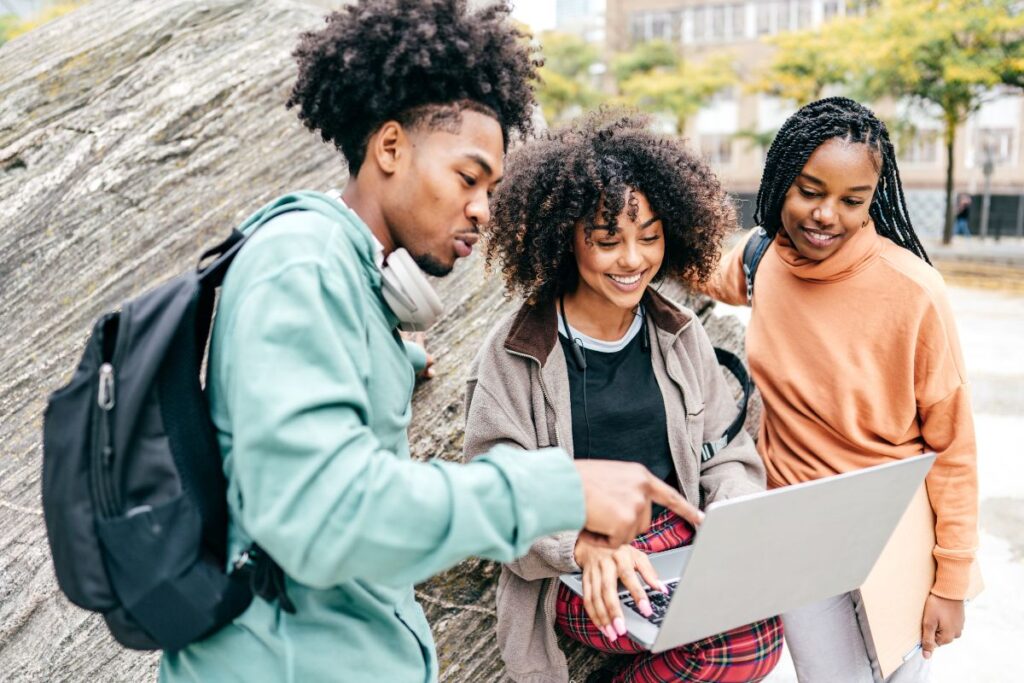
left=463, top=289, right=766, bottom=683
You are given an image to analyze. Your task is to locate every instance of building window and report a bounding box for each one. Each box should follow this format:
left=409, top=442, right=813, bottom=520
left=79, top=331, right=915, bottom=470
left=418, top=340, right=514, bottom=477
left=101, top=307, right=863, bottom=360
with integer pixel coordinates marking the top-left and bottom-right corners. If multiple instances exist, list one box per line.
left=630, top=12, right=647, bottom=43
left=730, top=3, right=746, bottom=37
left=701, top=134, right=734, bottom=166
left=899, top=130, right=940, bottom=164
left=757, top=2, right=775, bottom=35
left=796, top=0, right=814, bottom=29
left=777, top=1, right=794, bottom=32
left=710, top=5, right=727, bottom=41
left=692, top=6, right=708, bottom=42
left=651, top=12, right=673, bottom=41
left=822, top=0, right=843, bottom=21
left=690, top=2, right=748, bottom=43
left=976, top=128, right=1015, bottom=166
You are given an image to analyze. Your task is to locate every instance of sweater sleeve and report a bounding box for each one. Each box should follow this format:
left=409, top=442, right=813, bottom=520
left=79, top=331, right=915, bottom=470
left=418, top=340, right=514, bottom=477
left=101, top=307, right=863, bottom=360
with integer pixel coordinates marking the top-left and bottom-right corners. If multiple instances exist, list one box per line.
left=697, top=229, right=757, bottom=306
left=914, top=288, right=979, bottom=600
left=464, top=346, right=583, bottom=581
left=221, top=262, right=585, bottom=590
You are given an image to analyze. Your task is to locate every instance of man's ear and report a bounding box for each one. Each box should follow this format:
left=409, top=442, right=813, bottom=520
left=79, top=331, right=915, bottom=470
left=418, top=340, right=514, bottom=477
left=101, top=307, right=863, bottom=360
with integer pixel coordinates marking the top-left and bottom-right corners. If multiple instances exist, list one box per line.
left=367, top=121, right=406, bottom=176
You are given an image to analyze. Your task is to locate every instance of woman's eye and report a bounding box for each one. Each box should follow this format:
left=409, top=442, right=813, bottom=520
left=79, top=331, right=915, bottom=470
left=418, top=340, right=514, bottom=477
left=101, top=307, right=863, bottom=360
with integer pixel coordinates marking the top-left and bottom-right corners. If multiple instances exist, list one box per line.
left=844, top=198, right=865, bottom=206
left=642, top=235, right=661, bottom=243
left=597, top=241, right=619, bottom=248
left=799, top=187, right=819, bottom=198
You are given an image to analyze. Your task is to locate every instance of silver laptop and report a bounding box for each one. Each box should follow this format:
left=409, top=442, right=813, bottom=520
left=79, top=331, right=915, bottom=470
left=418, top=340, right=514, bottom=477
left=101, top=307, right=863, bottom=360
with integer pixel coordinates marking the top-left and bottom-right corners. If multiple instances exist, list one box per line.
left=560, top=453, right=935, bottom=653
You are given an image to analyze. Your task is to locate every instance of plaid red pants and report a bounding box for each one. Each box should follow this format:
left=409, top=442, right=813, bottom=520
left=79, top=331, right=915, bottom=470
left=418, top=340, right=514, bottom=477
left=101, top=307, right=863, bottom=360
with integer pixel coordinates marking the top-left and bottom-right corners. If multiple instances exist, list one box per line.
left=556, top=510, right=784, bottom=683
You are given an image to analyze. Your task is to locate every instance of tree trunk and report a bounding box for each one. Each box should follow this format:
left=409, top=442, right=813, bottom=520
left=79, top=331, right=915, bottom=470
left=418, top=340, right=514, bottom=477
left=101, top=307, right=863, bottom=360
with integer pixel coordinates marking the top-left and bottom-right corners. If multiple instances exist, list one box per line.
left=0, top=1, right=755, bottom=680
left=942, top=117, right=957, bottom=245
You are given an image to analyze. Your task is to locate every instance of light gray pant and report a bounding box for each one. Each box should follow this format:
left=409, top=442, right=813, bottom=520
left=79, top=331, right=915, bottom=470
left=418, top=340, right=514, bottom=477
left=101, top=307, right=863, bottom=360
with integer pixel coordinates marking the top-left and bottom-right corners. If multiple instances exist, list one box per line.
left=782, top=591, right=930, bottom=683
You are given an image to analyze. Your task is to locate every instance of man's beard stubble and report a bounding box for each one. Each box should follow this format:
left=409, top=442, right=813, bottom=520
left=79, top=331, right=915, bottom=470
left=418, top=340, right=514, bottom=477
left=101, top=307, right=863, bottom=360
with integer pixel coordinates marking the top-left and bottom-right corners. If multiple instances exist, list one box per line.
left=412, top=252, right=453, bottom=278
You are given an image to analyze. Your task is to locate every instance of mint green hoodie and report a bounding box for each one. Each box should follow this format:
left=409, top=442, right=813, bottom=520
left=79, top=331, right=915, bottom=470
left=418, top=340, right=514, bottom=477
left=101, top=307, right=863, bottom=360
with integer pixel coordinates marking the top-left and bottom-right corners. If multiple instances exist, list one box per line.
left=160, top=193, right=584, bottom=682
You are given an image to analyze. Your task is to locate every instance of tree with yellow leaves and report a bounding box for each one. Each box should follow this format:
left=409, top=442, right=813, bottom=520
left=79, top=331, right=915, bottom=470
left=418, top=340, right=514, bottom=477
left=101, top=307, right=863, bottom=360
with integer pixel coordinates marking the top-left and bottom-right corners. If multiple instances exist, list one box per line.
left=535, top=31, right=602, bottom=125
left=0, top=1, right=89, bottom=45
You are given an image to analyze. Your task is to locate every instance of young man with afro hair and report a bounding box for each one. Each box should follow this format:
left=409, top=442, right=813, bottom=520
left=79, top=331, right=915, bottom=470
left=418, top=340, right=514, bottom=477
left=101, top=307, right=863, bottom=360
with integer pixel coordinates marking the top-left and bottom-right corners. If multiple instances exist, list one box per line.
left=158, top=2, right=700, bottom=681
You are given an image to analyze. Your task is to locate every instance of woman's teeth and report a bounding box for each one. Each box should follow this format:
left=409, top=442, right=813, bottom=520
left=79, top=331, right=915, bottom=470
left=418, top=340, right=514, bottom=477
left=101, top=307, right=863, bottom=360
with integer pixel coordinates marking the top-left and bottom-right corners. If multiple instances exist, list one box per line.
left=608, top=273, right=642, bottom=285
left=802, top=228, right=839, bottom=247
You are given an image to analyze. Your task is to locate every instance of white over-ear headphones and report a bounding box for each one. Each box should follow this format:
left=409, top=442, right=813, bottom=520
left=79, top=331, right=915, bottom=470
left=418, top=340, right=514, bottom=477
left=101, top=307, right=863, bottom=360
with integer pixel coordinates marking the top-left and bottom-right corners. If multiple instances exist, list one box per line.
left=380, top=247, right=444, bottom=332
left=323, top=188, right=444, bottom=332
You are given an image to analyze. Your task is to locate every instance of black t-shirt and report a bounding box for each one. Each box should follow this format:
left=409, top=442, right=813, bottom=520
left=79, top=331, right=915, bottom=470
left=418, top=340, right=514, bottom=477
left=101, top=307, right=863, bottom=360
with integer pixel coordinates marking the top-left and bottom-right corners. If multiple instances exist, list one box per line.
left=558, top=328, right=675, bottom=487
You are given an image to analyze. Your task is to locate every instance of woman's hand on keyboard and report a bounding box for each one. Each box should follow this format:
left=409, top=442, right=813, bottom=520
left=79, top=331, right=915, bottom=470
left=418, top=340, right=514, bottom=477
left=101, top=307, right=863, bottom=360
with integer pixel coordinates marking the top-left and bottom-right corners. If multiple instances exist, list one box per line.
left=574, top=537, right=667, bottom=643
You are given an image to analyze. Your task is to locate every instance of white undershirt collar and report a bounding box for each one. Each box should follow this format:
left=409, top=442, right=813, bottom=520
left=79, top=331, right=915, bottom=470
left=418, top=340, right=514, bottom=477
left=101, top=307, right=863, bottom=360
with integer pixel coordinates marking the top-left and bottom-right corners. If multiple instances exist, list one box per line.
left=558, top=306, right=644, bottom=353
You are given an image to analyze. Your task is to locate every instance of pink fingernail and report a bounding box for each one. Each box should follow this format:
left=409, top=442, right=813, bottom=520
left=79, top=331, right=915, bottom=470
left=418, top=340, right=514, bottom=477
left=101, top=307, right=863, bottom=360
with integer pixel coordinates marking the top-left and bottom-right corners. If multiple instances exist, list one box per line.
left=602, top=625, right=618, bottom=642
left=638, top=599, right=652, bottom=617
left=659, top=582, right=669, bottom=594
left=613, top=617, right=626, bottom=636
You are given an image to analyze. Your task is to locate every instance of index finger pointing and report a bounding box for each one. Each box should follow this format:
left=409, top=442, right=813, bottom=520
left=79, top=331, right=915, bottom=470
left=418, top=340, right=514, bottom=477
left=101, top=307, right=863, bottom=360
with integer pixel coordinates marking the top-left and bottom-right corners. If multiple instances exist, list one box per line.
left=646, top=477, right=703, bottom=527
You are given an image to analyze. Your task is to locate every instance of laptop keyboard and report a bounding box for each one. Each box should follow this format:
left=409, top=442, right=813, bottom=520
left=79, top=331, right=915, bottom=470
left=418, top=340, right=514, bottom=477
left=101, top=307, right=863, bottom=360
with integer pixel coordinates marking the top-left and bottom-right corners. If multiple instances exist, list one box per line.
left=621, top=580, right=680, bottom=626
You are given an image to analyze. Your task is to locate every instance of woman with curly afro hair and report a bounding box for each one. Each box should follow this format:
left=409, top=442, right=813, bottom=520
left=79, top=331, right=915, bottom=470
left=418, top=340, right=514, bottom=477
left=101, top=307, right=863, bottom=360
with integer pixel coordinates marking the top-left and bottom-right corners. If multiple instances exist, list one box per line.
left=161, top=6, right=699, bottom=683
left=464, top=111, right=783, bottom=683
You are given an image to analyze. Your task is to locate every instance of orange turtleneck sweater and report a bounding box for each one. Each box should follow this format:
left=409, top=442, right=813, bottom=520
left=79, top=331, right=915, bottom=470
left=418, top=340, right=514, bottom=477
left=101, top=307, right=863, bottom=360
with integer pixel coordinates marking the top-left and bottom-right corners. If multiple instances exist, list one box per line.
left=705, top=224, right=978, bottom=600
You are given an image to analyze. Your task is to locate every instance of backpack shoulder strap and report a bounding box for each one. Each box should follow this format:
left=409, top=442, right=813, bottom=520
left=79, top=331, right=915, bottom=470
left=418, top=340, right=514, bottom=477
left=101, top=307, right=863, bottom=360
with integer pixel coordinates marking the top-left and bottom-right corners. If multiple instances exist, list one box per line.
left=701, top=347, right=753, bottom=464
left=742, top=227, right=773, bottom=304
left=196, top=191, right=349, bottom=287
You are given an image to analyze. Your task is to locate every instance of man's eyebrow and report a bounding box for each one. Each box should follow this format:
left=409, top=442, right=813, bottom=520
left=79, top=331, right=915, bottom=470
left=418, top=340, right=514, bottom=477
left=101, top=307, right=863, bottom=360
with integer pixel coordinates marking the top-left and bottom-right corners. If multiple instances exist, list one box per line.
left=464, top=153, right=495, bottom=178
left=798, top=172, right=872, bottom=193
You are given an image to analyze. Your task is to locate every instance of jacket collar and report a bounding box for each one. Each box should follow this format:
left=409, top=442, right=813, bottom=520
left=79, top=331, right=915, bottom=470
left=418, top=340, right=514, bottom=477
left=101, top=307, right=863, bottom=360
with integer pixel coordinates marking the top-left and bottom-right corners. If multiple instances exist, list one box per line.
left=504, top=287, right=693, bottom=364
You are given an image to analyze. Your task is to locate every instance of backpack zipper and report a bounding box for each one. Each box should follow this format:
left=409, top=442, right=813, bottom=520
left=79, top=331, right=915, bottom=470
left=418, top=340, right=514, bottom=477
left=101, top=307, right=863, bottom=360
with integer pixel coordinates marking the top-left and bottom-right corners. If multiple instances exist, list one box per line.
left=93, top=362, right=119, bottom=518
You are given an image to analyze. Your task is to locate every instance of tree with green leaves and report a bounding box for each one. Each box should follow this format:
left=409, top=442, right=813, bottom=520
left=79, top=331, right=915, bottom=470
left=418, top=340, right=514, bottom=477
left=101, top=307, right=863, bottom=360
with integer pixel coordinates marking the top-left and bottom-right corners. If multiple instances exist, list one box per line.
left=610, top=39, right=679, bottom=83
left=615, top=44, right=737, bottom=134
left=751, top=27, right=856, bottom=105
left=855, top=0, right=1024, bottom=243
left=756, top=0, right=1024, bottom=244
left=535, top=31, right=602, bottom=124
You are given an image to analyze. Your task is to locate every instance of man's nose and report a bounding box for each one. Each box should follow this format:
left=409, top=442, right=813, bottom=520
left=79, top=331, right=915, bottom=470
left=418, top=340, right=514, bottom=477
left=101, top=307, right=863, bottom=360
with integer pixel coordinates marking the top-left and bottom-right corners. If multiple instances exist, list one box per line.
left=467, top=191, right=490, bottom=229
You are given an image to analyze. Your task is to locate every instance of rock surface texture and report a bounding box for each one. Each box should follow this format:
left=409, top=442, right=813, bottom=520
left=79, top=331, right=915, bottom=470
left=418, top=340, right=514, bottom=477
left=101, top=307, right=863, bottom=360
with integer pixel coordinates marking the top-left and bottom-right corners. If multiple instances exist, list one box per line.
left=0, top=1, right=754, bottom=680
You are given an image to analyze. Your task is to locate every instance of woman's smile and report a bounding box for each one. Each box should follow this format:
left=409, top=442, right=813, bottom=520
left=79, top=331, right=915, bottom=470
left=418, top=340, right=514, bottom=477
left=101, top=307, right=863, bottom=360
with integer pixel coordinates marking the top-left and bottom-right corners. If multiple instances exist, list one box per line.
left=606, top=269, right=648, bottom=292
left=799, top=227, right=842, bottom=249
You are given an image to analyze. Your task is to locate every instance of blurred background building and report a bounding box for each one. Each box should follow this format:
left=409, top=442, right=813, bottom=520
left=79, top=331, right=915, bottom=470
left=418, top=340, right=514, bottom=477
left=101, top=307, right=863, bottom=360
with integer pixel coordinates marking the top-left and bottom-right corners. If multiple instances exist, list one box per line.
left=533, top=0, right=1024, bottom=238
left=3, top=0, right=1022, bottom=239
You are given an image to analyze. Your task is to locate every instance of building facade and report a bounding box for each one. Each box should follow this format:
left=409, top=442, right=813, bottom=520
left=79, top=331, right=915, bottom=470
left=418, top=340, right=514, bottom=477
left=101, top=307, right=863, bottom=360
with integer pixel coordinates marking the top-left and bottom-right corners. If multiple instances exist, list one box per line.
left=556, top=0, right=607, bottom=44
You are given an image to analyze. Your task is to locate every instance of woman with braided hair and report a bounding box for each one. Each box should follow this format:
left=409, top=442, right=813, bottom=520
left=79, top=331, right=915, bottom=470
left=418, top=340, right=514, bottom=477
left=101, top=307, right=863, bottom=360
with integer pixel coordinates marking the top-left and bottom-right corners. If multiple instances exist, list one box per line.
left=703, top=97, right=979, bottom=682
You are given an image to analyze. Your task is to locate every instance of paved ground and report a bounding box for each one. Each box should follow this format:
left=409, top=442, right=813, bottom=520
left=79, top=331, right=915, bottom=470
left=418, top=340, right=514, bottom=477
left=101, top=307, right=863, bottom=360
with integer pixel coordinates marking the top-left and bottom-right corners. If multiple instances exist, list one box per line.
left=718, top=283, right=1024, bottom=683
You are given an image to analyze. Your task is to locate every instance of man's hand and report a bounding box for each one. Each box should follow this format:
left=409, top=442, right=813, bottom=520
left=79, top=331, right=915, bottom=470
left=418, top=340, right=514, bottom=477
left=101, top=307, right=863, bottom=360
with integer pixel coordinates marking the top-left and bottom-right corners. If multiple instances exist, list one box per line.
left=574, top=536, right=665, bottom=643
left=401, top=331, right=435, bottom=380
left=921, top=594, right=965, bottom=659
left=574, top=460, right=703, bottom=548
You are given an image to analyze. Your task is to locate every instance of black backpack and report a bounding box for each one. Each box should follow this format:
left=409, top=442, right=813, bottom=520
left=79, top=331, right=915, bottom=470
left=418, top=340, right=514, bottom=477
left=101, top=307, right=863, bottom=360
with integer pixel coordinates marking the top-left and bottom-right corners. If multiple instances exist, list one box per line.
left=742, top=227, right=773, bottom=304
left=40, top=193, right=331, bottom=651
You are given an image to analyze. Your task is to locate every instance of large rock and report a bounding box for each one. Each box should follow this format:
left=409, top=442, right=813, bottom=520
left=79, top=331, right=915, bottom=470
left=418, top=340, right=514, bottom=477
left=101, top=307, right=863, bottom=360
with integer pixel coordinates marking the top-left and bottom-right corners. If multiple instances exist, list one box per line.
left=0, top=1, right=753, bottom=680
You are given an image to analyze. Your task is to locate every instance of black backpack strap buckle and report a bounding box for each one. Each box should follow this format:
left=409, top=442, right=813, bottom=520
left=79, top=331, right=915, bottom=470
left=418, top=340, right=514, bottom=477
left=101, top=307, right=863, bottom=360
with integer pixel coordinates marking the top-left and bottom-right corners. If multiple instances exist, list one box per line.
left=232, top=544, right=297, bottom=614
left=702, top=348, right=754, bottom=464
